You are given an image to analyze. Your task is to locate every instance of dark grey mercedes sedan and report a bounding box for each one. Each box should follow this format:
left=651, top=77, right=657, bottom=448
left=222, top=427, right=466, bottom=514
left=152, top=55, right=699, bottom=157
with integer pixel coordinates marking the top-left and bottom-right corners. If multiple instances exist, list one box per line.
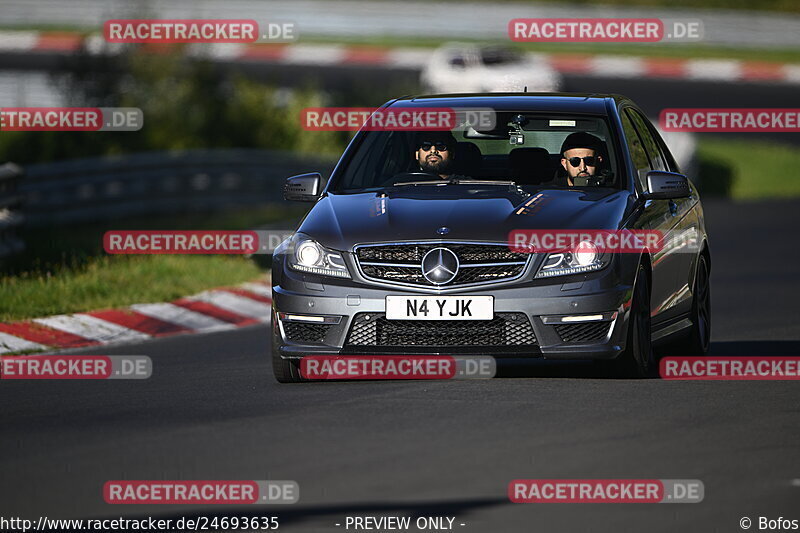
left=271, top=93, right=710, bottom=381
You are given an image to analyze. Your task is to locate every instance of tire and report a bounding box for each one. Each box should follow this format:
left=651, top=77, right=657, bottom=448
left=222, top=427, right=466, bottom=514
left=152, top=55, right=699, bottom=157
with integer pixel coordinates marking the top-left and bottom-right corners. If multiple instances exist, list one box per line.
left=272, top=354, right=302, bottom=383
left=271, top=322, right=303, bottom=383
left=674, top=254, right=711, bottom=356
left=605, top=264, right=655, bottom=378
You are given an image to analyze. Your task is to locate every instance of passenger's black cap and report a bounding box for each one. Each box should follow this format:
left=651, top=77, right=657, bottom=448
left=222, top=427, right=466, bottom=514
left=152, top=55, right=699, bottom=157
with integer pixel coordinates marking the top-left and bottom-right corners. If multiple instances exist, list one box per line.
left=560, top=132, right=603, bottom=155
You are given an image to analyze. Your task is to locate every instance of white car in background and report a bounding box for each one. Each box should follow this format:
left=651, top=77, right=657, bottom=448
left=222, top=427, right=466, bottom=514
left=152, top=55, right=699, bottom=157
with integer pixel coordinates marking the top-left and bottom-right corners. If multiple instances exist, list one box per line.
left=421, top=43, right=561, bottom=94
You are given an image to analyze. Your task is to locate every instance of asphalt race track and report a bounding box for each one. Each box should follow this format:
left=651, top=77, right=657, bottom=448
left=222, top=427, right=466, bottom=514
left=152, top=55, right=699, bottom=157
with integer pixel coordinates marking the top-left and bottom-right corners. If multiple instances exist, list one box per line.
left=2, top=199, right=800, bottom=532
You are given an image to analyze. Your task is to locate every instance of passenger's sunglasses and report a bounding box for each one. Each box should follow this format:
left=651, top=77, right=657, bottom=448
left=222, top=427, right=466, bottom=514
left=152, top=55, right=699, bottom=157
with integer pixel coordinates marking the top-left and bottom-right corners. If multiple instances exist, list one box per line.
left=419, top=141, right=449, bottom=152
left=566, top=156, right=599, bottom=167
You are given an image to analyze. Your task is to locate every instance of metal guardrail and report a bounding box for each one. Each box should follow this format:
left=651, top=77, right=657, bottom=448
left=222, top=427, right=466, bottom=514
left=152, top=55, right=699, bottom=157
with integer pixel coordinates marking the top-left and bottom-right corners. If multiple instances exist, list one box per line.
left=0, top=162, right=25, bottom=258
left=19, top=149, right=336, bottom=227
left=6, top=142, right=699, bottom=258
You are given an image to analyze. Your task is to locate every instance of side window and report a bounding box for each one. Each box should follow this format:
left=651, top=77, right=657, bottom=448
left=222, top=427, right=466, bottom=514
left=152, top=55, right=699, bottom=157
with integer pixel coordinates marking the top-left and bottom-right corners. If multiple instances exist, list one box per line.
left=341, top=132, right=402, bottom=189
left=449, top=54, right=466, bottom=68
left=626, top=109, right=667, bottom=172
left=620, top=111, right=650, bottom=189
left=650, top=125, right=681, bottom=173
left=378, top=132, right=414, bottom=179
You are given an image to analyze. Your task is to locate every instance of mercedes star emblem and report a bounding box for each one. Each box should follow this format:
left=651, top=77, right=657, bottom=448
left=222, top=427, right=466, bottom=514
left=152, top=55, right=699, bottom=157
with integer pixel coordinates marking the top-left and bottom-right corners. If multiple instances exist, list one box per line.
left=421, top=247, right=459, bottom=285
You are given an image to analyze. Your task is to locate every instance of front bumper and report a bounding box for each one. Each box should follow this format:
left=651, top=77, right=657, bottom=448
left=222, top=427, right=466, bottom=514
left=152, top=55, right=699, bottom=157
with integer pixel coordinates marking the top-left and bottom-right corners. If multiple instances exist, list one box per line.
left=272, top=253, right=636, bottom=361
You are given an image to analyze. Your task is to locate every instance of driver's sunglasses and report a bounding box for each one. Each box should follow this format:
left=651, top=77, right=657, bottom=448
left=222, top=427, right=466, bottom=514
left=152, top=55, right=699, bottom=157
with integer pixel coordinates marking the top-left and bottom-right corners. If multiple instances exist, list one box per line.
left=419, top=141, right=449, bottom=152
left=567, top=156, right=598, bottom=167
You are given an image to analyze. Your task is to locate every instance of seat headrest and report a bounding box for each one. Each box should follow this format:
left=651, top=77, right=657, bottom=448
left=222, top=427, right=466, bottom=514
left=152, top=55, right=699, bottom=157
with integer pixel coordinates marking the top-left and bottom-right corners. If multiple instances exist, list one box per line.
left=509, top=147, right=552, bottom=185
left=455, top=142, right=482, bottom=175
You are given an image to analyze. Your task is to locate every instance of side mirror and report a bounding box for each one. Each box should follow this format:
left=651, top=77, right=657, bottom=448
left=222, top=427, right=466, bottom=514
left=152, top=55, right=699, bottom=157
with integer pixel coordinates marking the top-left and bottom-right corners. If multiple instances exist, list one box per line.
left=283, top=173, right=322, bottom=202
left=643, top=171, right=690, bottom=199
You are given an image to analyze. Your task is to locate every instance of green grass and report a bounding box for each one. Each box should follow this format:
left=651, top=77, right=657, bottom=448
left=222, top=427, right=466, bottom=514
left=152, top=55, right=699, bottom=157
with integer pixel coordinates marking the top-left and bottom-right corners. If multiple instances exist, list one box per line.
left=0, top=204, right=307, bottom=323
left=0, top=255, right=264, bottom=323
left=696, top=138, right=800, bottom=200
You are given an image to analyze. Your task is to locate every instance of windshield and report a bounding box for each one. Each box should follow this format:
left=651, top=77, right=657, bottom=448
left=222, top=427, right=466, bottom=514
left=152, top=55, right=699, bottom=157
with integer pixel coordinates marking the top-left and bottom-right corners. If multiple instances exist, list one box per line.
left=332, top=111, right=619, bottom=193
left=480, top=46, right=524, bottom=66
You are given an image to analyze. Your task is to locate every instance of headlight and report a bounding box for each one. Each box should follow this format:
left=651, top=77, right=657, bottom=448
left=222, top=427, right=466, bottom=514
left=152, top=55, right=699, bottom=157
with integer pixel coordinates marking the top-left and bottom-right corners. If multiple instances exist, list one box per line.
left=296, top=241, right=322, bottom=266
left=535, top=240, right=606, bottom=278
left=573, top=240, right=598, bottom=266
left=287, top=233, right=350, bottom=279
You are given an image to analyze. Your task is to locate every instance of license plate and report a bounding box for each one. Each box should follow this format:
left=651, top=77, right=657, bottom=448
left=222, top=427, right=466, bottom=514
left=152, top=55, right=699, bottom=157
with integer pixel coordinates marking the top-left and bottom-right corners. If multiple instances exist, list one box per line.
left=385, top=295, right=493, bottom=321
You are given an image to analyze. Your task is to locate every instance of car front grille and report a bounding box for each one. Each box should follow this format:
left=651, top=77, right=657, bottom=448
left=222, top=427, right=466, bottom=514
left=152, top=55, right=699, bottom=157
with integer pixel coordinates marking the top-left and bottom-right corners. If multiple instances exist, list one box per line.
left=282, top=322, right=334, bottom=343
left=345, top=312, right=537, bottom=347
left=554, top=321, right=612, bottom=343
left=356, top=242, right=530, bottom=288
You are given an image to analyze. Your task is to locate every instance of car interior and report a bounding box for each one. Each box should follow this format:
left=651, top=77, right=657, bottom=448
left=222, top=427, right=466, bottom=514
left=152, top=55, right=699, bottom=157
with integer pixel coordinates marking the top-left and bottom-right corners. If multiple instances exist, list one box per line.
left=338, top=114, right=617, bottom=191
left=454, top=141, right=611, bottom=186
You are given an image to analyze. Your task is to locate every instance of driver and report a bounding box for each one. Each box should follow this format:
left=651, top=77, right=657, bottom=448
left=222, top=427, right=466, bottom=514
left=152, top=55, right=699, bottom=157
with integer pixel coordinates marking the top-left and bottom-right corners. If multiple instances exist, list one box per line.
left=558, top=132, right=605, bottom=187
left=414, top=131, right=457, bottom=179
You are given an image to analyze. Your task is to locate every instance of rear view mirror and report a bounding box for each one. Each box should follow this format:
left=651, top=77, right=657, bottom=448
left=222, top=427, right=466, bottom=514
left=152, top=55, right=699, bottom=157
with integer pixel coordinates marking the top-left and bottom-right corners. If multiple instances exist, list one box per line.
left=283, top=173, right=322, bottom=202
left=644, top=171, right=690, bottom=199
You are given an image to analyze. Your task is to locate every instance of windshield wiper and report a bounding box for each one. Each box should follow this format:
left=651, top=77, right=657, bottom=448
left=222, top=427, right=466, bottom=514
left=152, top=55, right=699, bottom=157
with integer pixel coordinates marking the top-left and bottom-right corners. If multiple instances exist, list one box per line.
left=392, top=178, right=517, bottom=186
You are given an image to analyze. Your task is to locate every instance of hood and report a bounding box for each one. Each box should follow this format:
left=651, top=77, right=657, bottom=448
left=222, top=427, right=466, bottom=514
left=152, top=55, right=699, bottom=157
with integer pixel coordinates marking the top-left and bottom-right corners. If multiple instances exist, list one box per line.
left=298, top=186, right=633, bottom=251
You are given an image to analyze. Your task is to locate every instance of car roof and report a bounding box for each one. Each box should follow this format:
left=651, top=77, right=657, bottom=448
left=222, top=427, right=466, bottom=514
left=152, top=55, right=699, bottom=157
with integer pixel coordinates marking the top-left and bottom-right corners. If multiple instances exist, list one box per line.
left=390, top=93, right=626, bottom=114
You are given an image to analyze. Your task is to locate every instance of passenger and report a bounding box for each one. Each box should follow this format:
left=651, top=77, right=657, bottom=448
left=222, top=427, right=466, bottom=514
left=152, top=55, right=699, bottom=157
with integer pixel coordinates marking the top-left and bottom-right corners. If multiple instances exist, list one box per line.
left=414, top=131, right=457, bottom=179
left=558, top=132, right=605, bottom=187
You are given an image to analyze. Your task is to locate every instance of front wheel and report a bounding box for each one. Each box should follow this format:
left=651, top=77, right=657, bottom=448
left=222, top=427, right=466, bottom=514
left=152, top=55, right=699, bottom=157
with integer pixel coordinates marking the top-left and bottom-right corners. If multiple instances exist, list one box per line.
left=271, top=324, right=304, bottom=383
left=605, top=264, right=654, bottom=378
left=272, top=354, right=303, bottom=383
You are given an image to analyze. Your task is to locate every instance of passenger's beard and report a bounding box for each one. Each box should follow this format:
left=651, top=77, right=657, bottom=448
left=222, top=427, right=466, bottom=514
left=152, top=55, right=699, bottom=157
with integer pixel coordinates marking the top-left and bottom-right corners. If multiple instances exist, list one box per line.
left=420, top=157, right=453, bottom=175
